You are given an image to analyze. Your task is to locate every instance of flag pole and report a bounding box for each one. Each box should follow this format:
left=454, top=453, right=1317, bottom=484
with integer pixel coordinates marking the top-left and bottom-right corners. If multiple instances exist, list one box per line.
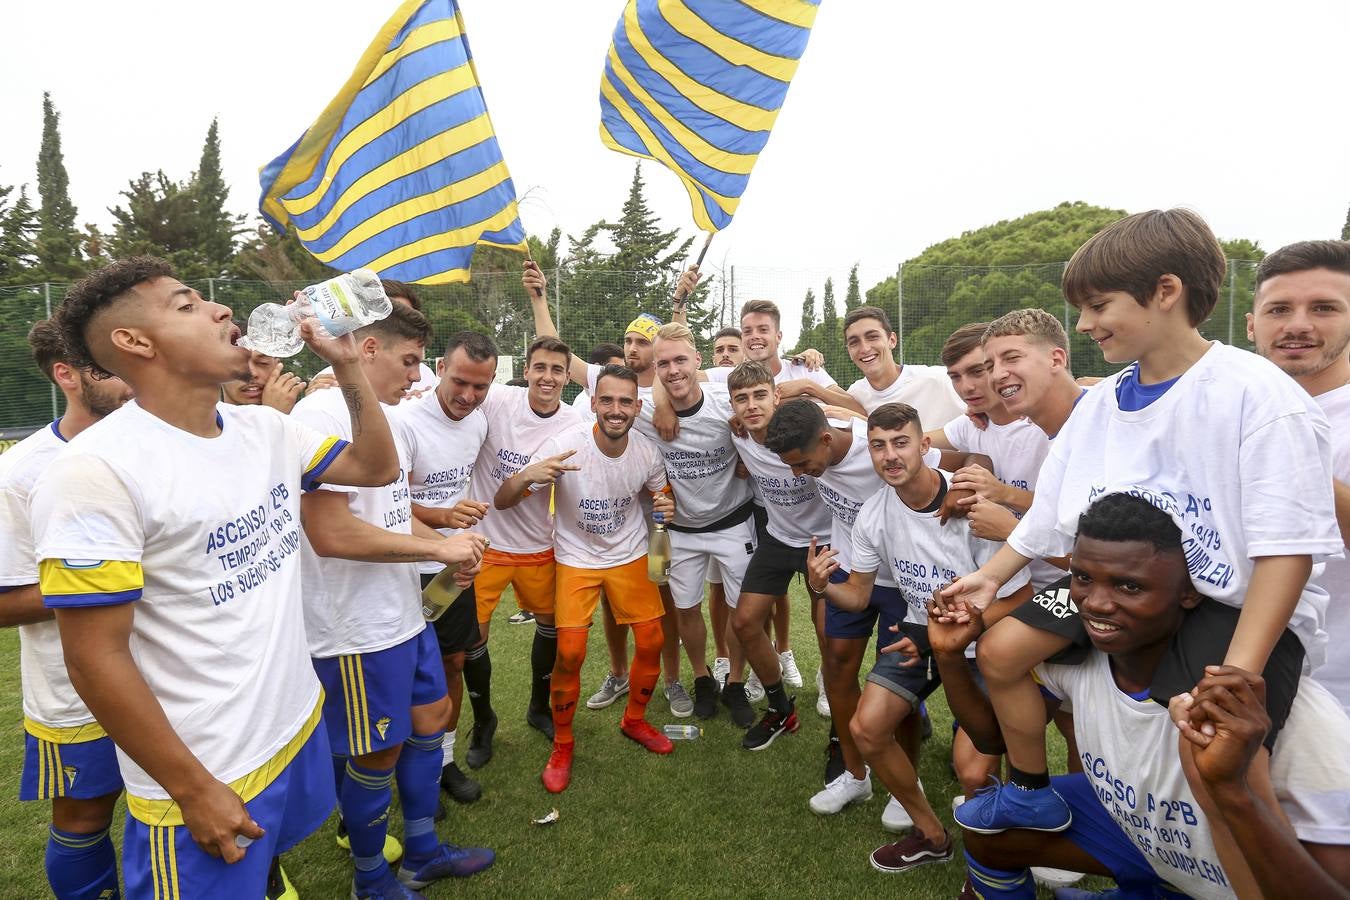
left=524, top=243, right=544, bottom=298
left=694, top=231, right=713, bottom=268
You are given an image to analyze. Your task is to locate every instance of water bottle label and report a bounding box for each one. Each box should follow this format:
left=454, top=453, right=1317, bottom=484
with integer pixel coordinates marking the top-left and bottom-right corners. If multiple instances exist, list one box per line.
left=307, top=278, right=363, bottom=337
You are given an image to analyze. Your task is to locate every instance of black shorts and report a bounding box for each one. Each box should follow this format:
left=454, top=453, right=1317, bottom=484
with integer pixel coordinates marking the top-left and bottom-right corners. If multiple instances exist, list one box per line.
left=740, top=523, right=813, bottom=598
left=1150, top=599, right=1303, bottom=752
left=1008, top=575, right=1092, bottom=665
left=421, top=573, right=480, bottom=655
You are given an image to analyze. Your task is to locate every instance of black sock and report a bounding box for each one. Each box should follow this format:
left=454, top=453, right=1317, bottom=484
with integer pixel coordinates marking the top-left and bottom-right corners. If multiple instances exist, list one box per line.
left=530, top=623, right=557, bottom=712
left=463, top=643, right=494, bottom=721
left=1008, top=765, right=1050, bottom=791
left=765, top=680, right=790, bottom=714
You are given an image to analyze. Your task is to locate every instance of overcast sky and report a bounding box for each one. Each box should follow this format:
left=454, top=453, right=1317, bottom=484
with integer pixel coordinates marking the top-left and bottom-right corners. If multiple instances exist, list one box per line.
left=3, top=0, right=1347, bottom=345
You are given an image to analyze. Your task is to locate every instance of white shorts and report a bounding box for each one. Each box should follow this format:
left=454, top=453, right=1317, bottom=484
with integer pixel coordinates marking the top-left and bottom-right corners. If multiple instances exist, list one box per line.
left=668, top=519, right=756, bottom=610
left=706, top=559, right=723, bottom=585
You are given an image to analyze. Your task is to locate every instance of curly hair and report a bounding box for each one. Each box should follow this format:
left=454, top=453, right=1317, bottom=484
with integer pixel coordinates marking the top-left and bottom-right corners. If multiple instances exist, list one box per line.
left=764, top=398, right=826, bottom=456
left=60, top=257, right=177, bottom=378
left=1076, top=492, right=1182, bottom=555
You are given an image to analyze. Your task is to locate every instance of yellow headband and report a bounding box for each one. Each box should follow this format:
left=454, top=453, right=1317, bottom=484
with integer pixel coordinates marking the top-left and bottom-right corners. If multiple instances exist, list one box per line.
left=625, top=314, right=662, bottom=343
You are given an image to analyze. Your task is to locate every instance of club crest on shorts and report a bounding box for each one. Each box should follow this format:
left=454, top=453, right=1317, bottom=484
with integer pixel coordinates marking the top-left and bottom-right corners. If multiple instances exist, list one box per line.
left=63, top=765, right=77, bottom=789
left=375, top=716, right=391, bottom=741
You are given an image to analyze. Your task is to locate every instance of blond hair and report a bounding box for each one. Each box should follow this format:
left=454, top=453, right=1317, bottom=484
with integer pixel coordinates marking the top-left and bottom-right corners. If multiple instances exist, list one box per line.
left=654, top=322, right=696, bottom=347
left=982, top=308, right=1069, bottom=353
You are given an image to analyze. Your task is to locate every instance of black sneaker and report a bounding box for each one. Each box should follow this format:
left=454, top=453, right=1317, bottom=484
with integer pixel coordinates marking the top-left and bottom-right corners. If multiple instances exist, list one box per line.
left=824, top=735, right=845, bottom=785
left=693, top=673, right=720, bottom=720
left=742, top=699, right=799, bottom=751
left=722, top=682, right=756, bottom=729
left=525, top=705, right=555, bottom=740
left=440, top=761, right=482, bottom=804
left=465, top=712, right=498, bottom=769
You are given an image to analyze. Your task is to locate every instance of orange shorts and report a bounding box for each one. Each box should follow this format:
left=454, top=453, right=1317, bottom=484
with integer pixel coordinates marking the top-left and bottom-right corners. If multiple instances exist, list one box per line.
left=474, top=549, right=556, bottom=623
left=554, top=557, right=663, bottom=630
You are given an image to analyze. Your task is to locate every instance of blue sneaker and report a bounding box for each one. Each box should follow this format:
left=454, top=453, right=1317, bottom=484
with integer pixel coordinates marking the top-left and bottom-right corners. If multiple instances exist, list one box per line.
left=350, top=869, right=426, bottom=900
left=396, top=842, right=495, bottom=887
left=953, top=776, right=1072, bottom=834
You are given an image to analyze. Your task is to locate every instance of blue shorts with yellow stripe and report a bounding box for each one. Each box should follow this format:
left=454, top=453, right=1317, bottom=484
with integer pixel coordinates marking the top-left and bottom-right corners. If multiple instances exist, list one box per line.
left=20, top=722, right=123, bottom=801
left=122, top=704, right=334, bottom=900
left=314, top=624, right=447, bottom=758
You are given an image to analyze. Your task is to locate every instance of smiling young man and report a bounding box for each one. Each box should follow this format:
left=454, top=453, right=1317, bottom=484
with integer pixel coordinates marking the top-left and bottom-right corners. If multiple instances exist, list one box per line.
left=806, top=402, right=1031, bottom=874
left=940, top=492, right=1350, bottom=900
left=390, top=331, right=499, bottom=806
left=726, top=363, right=836, bottom=750
left=942, top=210, right=1340, bottom=842
left=495, top=364, right=676, bottom=793
left=646, top=323, right=757, bottom=721
left=458, top=334, right=582, bottom=768
left=220, top=330, right=305, bottom=413
left=1246, top=240, right=1350, bottom=714
left=26, top=257, right=408, bottom=898
left=2, top=319, right=132, bottom=900
left=843, top=306, right=964, bottom=425
left=293, top=306, right=494, bottom=898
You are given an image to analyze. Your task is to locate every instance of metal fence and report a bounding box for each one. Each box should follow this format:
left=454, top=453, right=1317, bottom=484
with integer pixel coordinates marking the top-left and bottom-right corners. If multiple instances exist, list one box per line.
left=0, top=259, right=1262, bottom=432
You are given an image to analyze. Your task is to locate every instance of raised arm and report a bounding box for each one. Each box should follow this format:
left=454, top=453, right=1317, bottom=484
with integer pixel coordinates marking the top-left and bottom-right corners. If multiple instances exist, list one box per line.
left=670, top=266, right=699, bottom=326
left=523, top=262, right=589, bottom=388
left=299, top=323, right=399, bottom=487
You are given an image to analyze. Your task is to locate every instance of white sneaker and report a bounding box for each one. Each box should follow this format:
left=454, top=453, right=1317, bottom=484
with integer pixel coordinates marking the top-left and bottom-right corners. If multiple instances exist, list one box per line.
left=881, top=780, right=923, bottom=832
left=1031, top=867, right=1085, bottom=887
left=951, top=794, right=966, bottom=814
left=712, top=657, right=730, bottom=687
left=745, top=669, right=766, bottom=702
left=779, top=649, right=803, bottom=688
left=809, top=767, right=872, bottom=815
left=815, top=667, right=830, bottom=718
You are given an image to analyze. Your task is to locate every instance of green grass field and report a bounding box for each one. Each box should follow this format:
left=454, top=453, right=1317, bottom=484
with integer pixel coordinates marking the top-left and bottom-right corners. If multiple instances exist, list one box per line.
left=0, top=585, right=1089, bottom=899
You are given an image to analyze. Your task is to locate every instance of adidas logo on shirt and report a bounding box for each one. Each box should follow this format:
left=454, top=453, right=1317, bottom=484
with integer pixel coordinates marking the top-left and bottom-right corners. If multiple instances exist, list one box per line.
left=1033, top=584, right=1078, bottom=620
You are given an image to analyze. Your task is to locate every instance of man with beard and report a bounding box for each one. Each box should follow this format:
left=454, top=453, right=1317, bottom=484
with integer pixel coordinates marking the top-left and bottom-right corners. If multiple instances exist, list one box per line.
left=495, top=365, right=676, bottom=793
left=2, top=317, right=132, bottom=900
left=220, top=322, right=305, bottom=413
left=1246, top=240, right=1350, bottom=714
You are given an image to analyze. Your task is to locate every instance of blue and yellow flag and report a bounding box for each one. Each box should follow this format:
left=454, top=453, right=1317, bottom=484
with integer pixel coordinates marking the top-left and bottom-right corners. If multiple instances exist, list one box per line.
left=599, top=0, right=821, bottom=233
left=259, top=0, right=526, bottom=284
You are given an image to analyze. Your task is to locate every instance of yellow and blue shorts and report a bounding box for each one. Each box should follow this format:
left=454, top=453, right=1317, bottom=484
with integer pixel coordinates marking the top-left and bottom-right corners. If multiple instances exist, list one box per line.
left=474, top=548, right=557, bottom=623
left=314, top=625, right=447, bottom=757
left=122, top=708, right=333, bottom=899
left=20, top=722, right=122, bottom=801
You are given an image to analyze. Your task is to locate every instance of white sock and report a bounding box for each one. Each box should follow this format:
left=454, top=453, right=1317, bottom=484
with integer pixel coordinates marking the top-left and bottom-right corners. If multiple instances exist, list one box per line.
left=442, top=728, right=456, bottom=766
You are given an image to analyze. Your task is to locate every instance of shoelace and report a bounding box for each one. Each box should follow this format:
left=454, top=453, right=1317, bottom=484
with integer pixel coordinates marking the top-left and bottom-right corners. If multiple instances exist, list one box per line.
left=964, top=774, right=1007, bottom=826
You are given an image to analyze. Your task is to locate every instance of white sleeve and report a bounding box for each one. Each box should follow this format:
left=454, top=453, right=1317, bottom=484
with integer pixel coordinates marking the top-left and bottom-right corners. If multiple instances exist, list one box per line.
left=1033, top=662, right=1067, bottom=701
left=291, top=399, right=356, bottom=495
left=0, top=481, right=37, bottom=586
left=1007, top=447, right=1073, bottom=560
left=1239, top=411, right=1342, bottom=559
left=942, top=414, right=976, bottom=452
left=645, top=445, right=669, bottom=494
left=1271, top=679, right=1350, bottom=844
left=969, top=528, right=1032, bottom=598
left=585, top=362, right=601, bottom=395
left=850, top=505, right=883, bottom=577
left=704, top=366, right=731, bottom=384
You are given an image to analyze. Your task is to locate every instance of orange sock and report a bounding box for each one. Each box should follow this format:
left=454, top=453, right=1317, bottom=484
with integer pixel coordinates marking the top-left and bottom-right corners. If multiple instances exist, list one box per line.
left=623, top=618, right=664, bottom=725
left=551, top=626, right=588, bottom=745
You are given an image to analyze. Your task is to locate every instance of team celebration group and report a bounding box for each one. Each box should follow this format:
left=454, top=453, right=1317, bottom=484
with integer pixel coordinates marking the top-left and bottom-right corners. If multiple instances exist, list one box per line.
left=3, top=208, right=1350, bottom=899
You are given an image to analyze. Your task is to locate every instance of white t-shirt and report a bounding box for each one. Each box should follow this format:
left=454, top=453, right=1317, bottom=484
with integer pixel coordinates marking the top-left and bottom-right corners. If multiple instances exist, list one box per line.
left=31, top=401, right=341, bottom=801
left=569, top=389, right=595, bottom=423
left=1269, top=675, right=1350, bottom=845
left=535, top=423, right=668, bottom=569
left=707, top=358, right=838, bottom=389
left=316, top=362, right=437, bottom=398
left=814, top=418, right=895, bottom=587
left=0, top=422, right=97, bottom=732
left=1009, top=344, right=1341, bottom=668
left=632, top=383, right=753, bottom=528
left=1037, top=649, right=1350, bottom=899
left=469, top=386, right=581, bottom=555
left=852, top=471, right=1029, bottom=625
left=292, top=388, right=423, bottom=657
left=389, top=393, right=488, bottom=575
left=733, top=432, right=832, bottom=548
left=944, top=413, right=1060, bottom=588
left=1311, top=382, right=1350, bottom=712
left=848, top=363, right=964, bottom=425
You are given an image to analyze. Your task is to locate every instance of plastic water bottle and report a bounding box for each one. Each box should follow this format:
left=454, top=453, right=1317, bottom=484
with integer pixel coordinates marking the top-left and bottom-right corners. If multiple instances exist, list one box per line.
left=648, top=522, right=671, bottom=584
left=663, top=724, right=702, bottom=740
left=421, top=540, right=488, bottom=622
left=239, top=269, right=393, bottom=358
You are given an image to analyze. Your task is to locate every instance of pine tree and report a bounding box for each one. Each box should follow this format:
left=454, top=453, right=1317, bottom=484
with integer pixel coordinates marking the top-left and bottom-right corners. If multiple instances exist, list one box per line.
left=1342, top=205, right=1349, bottom=241
left=821, top=276, right=838, bottom=337
left=34, top=93, right=83, bottom=279
left=799, top=287, right=817, bottom=339
left=844, top=263, right=861, bottom=312
left=0, top=183, right=40, bottom=285
left=188, top=118, right=245, bottom=276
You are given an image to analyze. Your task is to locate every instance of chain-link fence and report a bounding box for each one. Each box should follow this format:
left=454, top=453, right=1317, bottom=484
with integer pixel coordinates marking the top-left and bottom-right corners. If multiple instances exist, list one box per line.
left=0, top=259, right=1263, bottom=432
